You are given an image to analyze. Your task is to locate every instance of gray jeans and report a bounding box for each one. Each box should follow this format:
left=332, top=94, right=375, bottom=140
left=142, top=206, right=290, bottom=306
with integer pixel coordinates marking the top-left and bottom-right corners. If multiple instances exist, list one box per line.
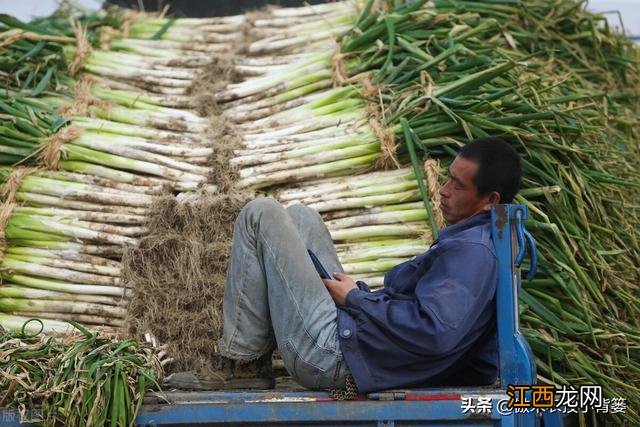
left=218, top=197, right=347, bottom=389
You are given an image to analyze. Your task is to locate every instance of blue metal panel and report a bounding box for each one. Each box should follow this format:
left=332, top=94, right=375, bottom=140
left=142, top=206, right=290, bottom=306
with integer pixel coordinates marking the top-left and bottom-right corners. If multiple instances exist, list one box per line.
left=490, top=205, right=539, bottom=427
left=135, top=389, right=506, bottom=426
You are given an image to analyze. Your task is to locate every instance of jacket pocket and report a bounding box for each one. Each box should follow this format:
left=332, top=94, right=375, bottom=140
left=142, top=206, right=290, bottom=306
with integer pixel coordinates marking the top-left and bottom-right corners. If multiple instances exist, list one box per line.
left=428, top=278, right=477, bottom=329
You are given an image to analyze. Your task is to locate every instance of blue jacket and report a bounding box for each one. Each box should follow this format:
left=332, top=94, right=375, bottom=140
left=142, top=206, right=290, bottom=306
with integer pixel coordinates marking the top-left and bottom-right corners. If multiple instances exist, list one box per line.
left=337, top=212, right=498, bottom=393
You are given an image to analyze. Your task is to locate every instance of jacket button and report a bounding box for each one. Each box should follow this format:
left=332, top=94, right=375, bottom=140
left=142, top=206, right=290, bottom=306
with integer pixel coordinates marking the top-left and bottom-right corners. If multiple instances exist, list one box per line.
left=341, top=329, right=352, bottom=338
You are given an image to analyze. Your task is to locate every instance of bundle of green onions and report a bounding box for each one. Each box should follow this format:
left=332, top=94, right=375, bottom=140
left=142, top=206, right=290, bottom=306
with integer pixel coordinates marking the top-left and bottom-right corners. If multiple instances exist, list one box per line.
left=0, top=166, right=151, bottom=330
left=0, top=14, right=218, bottom=192
left=0, top=320, right=162, bottom=426
left=0, top=5, right=252, bottom=333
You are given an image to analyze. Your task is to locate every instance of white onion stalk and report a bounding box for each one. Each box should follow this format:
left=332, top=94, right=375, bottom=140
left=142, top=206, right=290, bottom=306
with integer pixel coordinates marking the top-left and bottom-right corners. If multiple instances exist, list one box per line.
left=241, top=118, right=366, bottom=143
left=248, top=30, right=345, bottom=54
left=36, top=170, right=164, bottom=195
left=228, top=80, right=333, bottom=110
left=14, top=207, right=146, bottom=225
left=2, top=272, right=128, bottom=297
left=86, top=65, right=193, bottom=89
left=342, top=258, right=410, bottom=275
left=307, top=190, right=422, bottom=213
left=88, top=49, right=210, bottom=70
left=322, top=202, right=426, bottom=220
left=232, top=134, right=377, bottom=166
left=72, top=117, right=206, bottom=145
left=19, top=176, right=156, bottom=207
left=62, top=145, right=207, bottom=183
left=75, top=131, right=212, bottom=158
left=241, top=124, right=367, bottom=148
left=0, top=314, right=75, bottom=334
left=0, top=286, right=125, bottom=306
left=13, top=312, right=124, bottom=327
left=71, top=133, right=210, bottom=175
left=237, top=153, right=379, bottom=188
left=16, top=192, right=148, bottom=216
left=270, top=1, right=357, bottom=17
left=251, top=13, right=354, bottom=37
left=131, top=30, right=243, bottom=44
left=84, top=53, right=197, bottom=80
left=6, top=241, right=124, bottom=257
left=284, top=179, right=418, bottom=206
left=133, top=15, right=246, bottom=27
left=239, top=143, right=380, bottom=178
left=228, top=86, right=334, bottom=122
left=5, top=247, right=121, bottom=268
left=6, top=214, right=138, bottom=246
left=87, top=105, right=207, bottom=133
left=89, top=86, right=201, bottom=118
left=7, top=254, right=120, bottom=277
left=337, top=241, right=428, bottom=263
left=0, top=297, right=125, bottom=318
left=326, top=209, right=429, bottom=230
left=278, top=168, right=414, bottom=201
left=232, top=54, right=310, bottom=67
left=59, top=160, right=169, bottom=187
left=109, top=38, right=232, bottom=56
left=217, top=53, right=333, bottom=101
left=239, top=96, right=364, bottom=132
left=1, top=258, right=119, bottom=286
left=335, top=238, right=422, bottom=251
left=330, top=222, right=431, bottom=241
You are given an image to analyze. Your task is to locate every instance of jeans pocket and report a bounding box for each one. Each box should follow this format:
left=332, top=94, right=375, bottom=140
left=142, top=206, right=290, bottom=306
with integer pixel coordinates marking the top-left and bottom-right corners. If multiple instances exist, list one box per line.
left=330, top=359, right=347, bottom=389
left=280, top=340, right=324, bottom=389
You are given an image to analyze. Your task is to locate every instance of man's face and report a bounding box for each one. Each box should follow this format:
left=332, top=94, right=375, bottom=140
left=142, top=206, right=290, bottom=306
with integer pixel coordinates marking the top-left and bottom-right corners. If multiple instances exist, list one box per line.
left=438, top=156, right=498, bottom=225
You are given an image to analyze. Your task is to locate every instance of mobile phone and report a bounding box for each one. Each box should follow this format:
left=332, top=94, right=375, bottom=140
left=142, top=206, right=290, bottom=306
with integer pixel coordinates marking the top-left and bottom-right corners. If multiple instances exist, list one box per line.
left=307, top=249, right=333, bottom=280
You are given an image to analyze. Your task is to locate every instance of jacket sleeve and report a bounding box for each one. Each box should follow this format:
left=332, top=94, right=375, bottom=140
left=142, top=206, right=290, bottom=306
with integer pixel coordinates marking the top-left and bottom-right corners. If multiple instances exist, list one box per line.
left=344, top=240, right=496, bottom=356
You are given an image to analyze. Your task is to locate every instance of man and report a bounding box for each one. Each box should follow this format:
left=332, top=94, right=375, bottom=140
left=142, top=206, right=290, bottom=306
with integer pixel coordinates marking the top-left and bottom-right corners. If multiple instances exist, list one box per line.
left=168, top=137, right=522, bottom=393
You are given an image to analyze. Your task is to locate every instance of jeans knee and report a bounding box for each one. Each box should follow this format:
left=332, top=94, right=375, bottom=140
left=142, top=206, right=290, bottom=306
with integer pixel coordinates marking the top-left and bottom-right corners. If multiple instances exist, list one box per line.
left=243, top=197, right=284, bottom=217
left=286, top=203, right=322, bottom=225
left=239, top=197, right=287, bottom=231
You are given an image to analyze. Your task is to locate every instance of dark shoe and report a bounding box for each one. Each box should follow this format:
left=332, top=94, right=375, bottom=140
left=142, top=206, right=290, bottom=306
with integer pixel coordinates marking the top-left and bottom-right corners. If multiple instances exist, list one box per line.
left=166, top=352, right=275, bottom=390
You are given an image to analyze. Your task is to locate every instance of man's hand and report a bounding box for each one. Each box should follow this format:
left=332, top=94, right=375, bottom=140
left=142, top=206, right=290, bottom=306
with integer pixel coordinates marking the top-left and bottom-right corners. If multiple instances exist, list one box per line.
left=322, top=272, right=358, bottom=306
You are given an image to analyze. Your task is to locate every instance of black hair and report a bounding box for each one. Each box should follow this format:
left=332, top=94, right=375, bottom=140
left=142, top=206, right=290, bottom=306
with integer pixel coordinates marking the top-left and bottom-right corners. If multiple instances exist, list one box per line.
left=458, top=137, right=522, bottom=203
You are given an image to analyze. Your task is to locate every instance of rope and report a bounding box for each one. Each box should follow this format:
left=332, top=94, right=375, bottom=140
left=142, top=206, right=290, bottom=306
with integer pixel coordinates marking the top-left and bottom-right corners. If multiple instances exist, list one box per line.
left=0, top=166, right=33, bottom=260
left=329, top=47, right=401, bottom=170
left=424, top=159, right=446, bottom=229
left=38, top=125, right=82, bottom=170
left=331, top=44, right=349, bottom=87
left=59, top=76, right=114, bottom=118
left=99, top=9, right=138, bottom=49
left=358, top=73, right=400, bottom=170
left=68, top=20, right=92, bottom=76
left=1, top=167, right=36, bottom=205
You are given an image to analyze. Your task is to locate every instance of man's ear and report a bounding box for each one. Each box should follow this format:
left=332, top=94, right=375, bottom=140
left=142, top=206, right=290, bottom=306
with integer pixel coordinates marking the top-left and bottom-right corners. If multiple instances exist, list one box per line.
left=488, top=191, right=501, bottom=205
left=482, top=191, right=501, bottom=211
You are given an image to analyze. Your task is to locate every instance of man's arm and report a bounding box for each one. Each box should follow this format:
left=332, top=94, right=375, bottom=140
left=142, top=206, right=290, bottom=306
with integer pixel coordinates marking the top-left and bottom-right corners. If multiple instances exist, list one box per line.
left=338, top=241, right=496, bottom=356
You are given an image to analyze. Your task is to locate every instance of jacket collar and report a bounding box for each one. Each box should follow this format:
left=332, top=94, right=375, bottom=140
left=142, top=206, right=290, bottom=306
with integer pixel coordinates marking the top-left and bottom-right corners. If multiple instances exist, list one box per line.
left=438, top=211, right=491, bottom=241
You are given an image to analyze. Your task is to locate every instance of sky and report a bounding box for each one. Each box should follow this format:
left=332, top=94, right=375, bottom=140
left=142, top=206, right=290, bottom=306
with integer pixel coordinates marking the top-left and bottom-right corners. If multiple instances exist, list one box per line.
left=0, top=0, right=638, bottom=38
left=0, top=0, right=103, bottom=21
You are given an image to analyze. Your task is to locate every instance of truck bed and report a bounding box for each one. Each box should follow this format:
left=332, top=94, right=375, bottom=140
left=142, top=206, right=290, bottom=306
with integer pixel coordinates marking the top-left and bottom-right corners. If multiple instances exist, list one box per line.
left=137, top=381, right=507, bottom=427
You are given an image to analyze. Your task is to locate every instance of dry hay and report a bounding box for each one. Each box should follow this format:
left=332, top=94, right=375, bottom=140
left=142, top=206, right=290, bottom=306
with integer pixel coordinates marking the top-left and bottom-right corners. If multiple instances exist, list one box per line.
left=189, top=56, right=242, bottom=117
left=207, top=116, right=242, bottom=193
left=122, top=191, right=252, bottom=373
